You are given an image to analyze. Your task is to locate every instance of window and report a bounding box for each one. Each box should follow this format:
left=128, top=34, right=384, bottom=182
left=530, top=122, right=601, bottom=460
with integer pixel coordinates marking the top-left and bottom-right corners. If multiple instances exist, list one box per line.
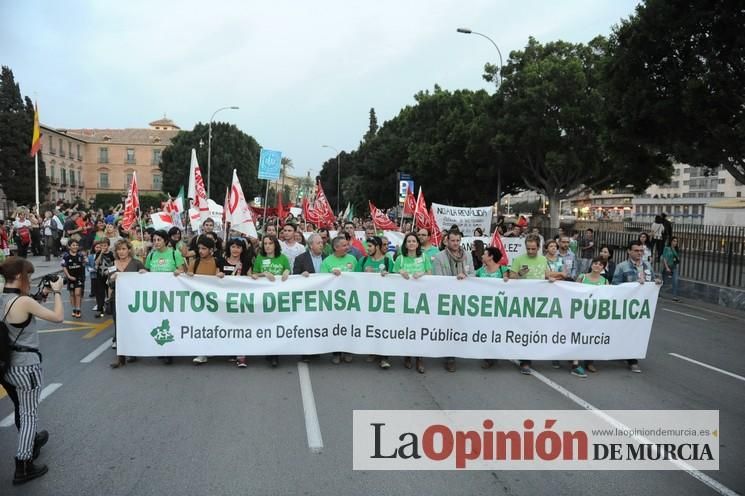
left=61, top=168, right=67, bottom=186
left=152, top=175, right=162, bottom=190
left=58, top=139, right=63, bottom=156
left=718, top=178, right=726, bottom=184
left=77, top=144, right=82, bottom=160
left=68, top=142, right=72, bottom=158
left=77, top=170, right=82, bottom=187
left=126, top=148, right=136, bottom=164
left=99, top=172, right=109, bottom=188
left=70, top=170, right=76, bottom=186
left=737, top=192, right=742, bottom=198
left=99, top=147, right=109, bottom=164
left=50, top=165, right=55, bottom=183
left=126, top=172, right=134, bottom=188
left=49, top=136, right=55, bottom=154
left=152, top=148, right=162, bottom=165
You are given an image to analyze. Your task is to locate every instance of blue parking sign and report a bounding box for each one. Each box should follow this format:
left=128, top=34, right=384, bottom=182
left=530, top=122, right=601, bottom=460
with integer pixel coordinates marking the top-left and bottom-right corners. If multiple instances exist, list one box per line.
left=258, top=149, right=282, bottom=180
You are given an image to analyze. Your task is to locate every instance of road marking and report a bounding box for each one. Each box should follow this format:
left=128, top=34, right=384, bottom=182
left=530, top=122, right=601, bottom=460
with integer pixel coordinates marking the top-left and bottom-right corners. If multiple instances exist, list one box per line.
left=672, top=301, right=743, bottom=320
left=37, top=319, right=113, bottom=337
left=80, top=338, right=113, bottom=363
left=0, top=383, right=62, bottom=427
left=669, top=353, right=745, bottom=383
left=297, top=362, right=324, bottom=453
left=662, top=308, right=707, bottom=321
left=516, top=360, right=739, bottom=496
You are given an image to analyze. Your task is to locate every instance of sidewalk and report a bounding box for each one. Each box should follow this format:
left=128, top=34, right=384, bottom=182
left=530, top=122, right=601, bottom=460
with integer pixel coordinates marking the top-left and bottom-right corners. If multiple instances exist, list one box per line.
left=26, top=254, right=65, bottom=282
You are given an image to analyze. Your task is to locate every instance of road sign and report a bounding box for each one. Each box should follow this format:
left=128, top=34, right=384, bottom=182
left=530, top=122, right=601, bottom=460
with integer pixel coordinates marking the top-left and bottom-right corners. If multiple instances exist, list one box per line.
left=258, top=149, right=282, bottom=180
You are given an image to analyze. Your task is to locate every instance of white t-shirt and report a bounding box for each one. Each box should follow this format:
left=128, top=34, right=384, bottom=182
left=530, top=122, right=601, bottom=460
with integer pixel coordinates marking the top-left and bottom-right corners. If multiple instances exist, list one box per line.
left=280, top=241, right=306, bottom=269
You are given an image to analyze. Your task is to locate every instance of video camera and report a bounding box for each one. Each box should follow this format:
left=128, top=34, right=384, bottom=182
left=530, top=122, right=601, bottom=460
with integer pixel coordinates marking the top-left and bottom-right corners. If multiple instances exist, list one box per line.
left=32, top=274, right=60, bottom=302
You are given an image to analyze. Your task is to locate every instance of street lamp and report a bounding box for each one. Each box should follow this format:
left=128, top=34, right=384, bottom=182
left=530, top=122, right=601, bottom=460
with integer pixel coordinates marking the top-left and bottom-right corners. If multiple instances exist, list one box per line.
left=456, top=28, right=503, bottom=87
left=207, top=106, right=239, bottom=198
left=457, top=28, right=504, bottom=214
left=322, top=144, right=341, bottom=215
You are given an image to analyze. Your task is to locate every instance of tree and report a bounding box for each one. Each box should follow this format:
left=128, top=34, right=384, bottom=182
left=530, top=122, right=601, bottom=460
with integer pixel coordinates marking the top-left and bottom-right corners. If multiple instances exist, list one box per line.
left=160, top=122, right=262, bottom=203
left=606, top=0, right=745, bottom=184
left=280, top=156, right=294, bottom=204
left=0, top=66, right=49, bottom=206
left=363, top=108, right=378, bottom=143
left=494, top=37, right=671, bottom=228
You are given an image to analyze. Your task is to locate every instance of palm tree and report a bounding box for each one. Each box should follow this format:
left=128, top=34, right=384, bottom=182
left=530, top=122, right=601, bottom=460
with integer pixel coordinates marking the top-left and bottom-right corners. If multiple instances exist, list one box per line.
left=280, top=157, right=294, bottom=204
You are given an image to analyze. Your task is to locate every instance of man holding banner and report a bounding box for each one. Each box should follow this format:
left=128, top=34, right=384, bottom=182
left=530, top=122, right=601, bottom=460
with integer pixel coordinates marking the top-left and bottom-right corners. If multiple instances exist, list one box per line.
left=432, top=229, right=474, bottom=372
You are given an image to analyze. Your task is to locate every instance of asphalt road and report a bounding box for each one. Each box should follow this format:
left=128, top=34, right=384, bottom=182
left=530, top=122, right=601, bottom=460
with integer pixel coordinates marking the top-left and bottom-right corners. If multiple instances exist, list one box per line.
left=0, top=293, right=743, bottom=496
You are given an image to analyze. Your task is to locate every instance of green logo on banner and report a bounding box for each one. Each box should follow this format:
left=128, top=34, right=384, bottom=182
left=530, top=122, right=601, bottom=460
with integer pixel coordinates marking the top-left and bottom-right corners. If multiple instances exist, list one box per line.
left=151, top=319, right=174, bottom=346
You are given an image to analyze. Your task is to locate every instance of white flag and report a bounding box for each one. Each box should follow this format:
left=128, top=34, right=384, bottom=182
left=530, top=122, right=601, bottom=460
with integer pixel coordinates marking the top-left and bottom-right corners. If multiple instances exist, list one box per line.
left=151, top=212, right=175, bottom=230
left=226, top=169, right=258, bottom=238
left=187, top=148, right=210, bottom=221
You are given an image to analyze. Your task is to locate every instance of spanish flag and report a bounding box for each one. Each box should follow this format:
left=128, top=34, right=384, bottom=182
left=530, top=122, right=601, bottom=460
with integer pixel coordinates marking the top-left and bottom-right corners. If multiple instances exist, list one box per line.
left=29, top=102, right=41, bottom=157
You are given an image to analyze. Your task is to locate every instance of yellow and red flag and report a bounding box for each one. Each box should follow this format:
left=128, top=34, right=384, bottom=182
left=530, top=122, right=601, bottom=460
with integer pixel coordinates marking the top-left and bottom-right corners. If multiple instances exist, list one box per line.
left=29, top=102, right=41, bottom=157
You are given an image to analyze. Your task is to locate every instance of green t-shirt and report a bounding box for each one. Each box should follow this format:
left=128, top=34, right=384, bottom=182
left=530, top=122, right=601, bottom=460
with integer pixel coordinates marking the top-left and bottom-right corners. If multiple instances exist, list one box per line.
left=145, top=248, right=185, bottom=273
left=321, top=254, right=358, bottom=273
left=322, top=243, right=333, bottom=257
left=253, top=254, right=291, bottom=276
left=393, top=254, right=432, bottom=274
left=511, top=254, right=548, bottom=280
left=422, top=245, right=440, bottom=263
left=579, top=274, right=608, bottom=286
left=356, top=255, right=391, bottom=273
left=476, top=265, right=510, bottom=278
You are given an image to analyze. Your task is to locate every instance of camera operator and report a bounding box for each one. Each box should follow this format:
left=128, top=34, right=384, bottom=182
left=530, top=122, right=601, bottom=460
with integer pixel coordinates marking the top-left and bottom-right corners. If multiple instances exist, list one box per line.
left=1, top=257, right=64, bottom=485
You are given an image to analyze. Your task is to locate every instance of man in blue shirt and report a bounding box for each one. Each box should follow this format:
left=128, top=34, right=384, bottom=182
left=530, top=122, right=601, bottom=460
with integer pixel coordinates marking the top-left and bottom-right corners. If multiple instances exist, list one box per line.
left=612, top=240, right=661, bottom=373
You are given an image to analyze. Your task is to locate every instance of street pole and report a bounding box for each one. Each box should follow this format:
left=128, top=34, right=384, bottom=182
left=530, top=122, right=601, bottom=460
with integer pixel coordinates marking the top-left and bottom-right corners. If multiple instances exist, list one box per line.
left=207, top=106, right=239, bottom=199
left=457, top=28, right=504, bottom=214
left=322, top=144, right=341, bottom=215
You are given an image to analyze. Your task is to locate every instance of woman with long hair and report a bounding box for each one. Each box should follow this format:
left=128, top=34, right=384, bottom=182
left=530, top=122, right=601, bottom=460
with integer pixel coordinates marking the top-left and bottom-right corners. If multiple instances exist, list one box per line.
left=0, top=257, right=64, bottom=484
left=109, top=239, right=146, bottom=368
left=393, top=233, right=431, bottom=373
left=638, top=232, right=653, bottom=265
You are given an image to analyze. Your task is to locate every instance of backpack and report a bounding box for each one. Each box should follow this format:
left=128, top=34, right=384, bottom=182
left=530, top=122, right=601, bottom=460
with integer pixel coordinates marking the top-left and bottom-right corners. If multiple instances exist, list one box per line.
left=0, top=297, right=26, bottom=377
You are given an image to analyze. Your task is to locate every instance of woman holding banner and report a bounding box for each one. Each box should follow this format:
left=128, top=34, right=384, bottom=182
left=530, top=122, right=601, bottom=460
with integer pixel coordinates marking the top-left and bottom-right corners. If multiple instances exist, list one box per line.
left=109, top=239, right=146, bottom=369
left=252, top=235, right=290, bottom=368
left=477, top=246, right=510, bottom=370
left=394, top=233, right=431, bottom=374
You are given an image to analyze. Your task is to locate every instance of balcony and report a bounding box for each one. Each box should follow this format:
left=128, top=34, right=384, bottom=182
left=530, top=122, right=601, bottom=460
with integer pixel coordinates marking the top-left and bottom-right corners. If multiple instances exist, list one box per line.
left=97, top=182, right=111, bottom=189
left=50, top=178, right=58, bottom=185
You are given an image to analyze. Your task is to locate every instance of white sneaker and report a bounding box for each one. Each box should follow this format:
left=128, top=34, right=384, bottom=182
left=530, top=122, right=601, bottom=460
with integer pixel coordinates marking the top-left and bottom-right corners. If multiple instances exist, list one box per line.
left=92, top=305, right=98, bottom=311
left=193, top=356, right=208, bottom=364
left=111, top=342, right=117, bottom=349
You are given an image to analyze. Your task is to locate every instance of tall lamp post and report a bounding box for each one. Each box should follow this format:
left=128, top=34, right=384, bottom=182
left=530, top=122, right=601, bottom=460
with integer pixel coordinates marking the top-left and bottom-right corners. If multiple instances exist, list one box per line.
left=207, top=105, right=239, bottom=198
left=457, top=27, right=504, bottom=214
left=322, top=144, right=341, bottom=215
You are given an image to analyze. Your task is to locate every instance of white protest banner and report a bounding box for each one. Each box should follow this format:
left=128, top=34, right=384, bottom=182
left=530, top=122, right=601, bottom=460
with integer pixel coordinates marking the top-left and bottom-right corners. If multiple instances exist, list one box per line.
left=431, top=203, right=492, bottom=236
left=116, top=273, right=659, bottom=359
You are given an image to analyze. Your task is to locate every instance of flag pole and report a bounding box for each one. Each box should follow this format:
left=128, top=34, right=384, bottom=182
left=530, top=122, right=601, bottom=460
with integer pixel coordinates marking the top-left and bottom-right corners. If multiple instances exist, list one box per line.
left=262, top=180, right=270, bottom=233
left=34, top=153, right=40, bottom=214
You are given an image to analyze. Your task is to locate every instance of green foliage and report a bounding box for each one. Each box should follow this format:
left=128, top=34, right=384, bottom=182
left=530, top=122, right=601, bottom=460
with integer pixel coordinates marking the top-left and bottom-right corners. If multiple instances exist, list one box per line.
left=0, top=66, right=49, bottom=206
left=320, top=88, right=521, bottom=212
left=494, top=36, right=671, bottom=227
left=160, top=122, right=262, bottom=200
left=605, top=0, right=745, bottom=184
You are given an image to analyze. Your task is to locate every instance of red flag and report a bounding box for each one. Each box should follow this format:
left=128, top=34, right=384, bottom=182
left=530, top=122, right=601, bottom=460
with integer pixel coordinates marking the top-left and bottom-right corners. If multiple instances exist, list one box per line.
left=121, top=172, right=140, bottom=230
left=276, top=191, right=286, bottom=222
left=369, top=201, right=398, bottom=230
left=30, top=102, right=41, bottom=157
left=312, top=182, right=336, bottom=227
left=429, top=205, right=442, bottom=247
left=402, top=187, right=416, bottom=216
left=489, top=227, right=510, bottom=266
left=413, top=187, right=431, bottom=231
left=302, top=197, right=320, bottom=225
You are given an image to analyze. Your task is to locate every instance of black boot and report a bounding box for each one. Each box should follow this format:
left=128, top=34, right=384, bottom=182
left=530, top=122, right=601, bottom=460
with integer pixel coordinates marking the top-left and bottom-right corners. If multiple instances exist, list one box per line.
left=33, top=430, right=49, bottom=460
left=13, top=457, right=48, bottom=485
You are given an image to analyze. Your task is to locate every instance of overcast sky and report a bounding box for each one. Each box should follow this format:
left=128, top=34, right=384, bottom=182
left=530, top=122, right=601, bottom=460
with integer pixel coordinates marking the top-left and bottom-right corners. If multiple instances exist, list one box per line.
left=1, top=0, right=639, bottom=179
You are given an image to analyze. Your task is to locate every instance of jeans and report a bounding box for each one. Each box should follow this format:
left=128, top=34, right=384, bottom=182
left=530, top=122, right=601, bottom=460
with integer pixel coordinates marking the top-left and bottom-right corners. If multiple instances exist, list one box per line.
left=663, top=266, right=679, bottom=297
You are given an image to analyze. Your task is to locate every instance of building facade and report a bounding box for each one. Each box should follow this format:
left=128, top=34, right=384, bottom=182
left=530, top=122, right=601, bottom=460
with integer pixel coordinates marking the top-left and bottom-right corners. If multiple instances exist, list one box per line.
left=39, top=117, right=180, bottom=203
left=633, top=163, right=745, bottom=224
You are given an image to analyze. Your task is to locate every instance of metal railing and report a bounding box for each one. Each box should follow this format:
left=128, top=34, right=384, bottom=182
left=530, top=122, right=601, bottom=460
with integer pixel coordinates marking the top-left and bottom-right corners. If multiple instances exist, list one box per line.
left=541, top=221, right=745, bottom=288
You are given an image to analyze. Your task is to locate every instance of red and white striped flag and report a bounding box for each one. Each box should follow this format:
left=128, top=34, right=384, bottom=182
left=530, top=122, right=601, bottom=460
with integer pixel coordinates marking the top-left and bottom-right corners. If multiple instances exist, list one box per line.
left=402, top=187, right=416, bottom=217
left=489, top=227, right=510, bottom=266
left=188, top=149, right=210, bottom=221
left=121, top=172, right=140, bottom=230
left=369, top=201, right=398, bottom=230
left=429, top=205, right=442, bottom=247
left=413, top=187, right=432, bottom=231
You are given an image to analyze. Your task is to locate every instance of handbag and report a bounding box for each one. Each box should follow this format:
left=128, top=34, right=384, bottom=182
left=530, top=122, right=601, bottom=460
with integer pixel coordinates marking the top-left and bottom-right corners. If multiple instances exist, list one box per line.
left=60, top=237, right=69, bottom=247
